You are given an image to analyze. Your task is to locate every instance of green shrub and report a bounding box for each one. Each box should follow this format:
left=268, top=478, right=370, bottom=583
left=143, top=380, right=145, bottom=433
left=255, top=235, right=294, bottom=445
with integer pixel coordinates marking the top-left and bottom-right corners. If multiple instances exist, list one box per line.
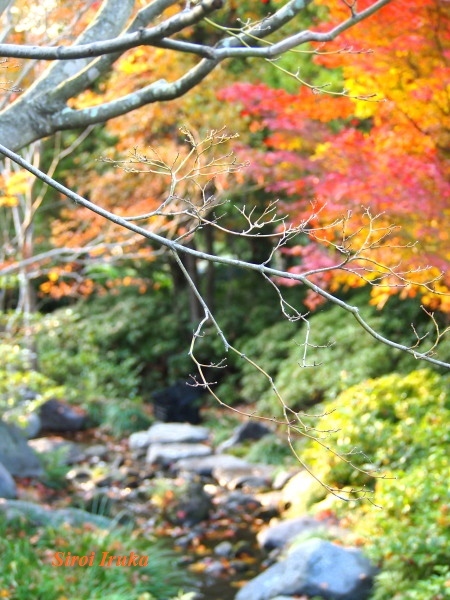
left=299, top=369, right=450, bottom=599
left=0, top=341, right=68, bottom=427
left=301, top=369, right=449, bottom=485
left=37, top=307, right=142, bottom=401
left=253, top=303, right=399, bottom=417
left=238, top=320, right=300, bottom=403
left=39, top=446, right=72, bottom=489
left=363, top=456, right=450, bottom=600
left=103, top=399, right=153, bottom=437
left=244, top=434, right=296, bottom=466
left=217, top=291, right=449, bottom=418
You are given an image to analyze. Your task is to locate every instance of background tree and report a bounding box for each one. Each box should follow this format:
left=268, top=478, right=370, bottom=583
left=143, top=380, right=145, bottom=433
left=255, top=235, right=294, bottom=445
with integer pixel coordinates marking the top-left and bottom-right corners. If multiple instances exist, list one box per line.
left=1, top=7, right=448, bottom=597
left=0, top=0, right=389, bottom=304
left=0, top=0, right=449, bottom=424
left=219, top=0, right=450, bottom=311
left=0, top=0, right=391, bottom=149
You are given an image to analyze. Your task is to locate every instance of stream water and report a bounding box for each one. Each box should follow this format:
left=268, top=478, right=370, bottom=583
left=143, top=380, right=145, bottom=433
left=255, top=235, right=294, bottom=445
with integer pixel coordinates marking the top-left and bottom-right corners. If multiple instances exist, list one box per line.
left=33, top=428, right=275, bottom=600
left=174, top=504, right=268, bottom=599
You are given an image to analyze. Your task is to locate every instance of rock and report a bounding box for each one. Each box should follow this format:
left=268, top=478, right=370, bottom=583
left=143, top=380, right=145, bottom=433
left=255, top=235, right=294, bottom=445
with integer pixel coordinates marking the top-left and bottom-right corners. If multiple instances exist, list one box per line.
left=39, top=399, right=87, bottom=433
left=214, top=541, right=234, bottom=558
left=28, top=437, right=85, bottom=465
left=203, top=559, right=228, bottom=577
left=83, top=444, right=109, bottom=461
left=257, top=516, right=341, bottom=551
left=65, top=467, right=92, bottom=484
left=252, top=491, right=283, bottom=521
left=272, top=469, right=299, bottom=491
left=174, top=454, right=251, bottom=477
left=163, top=481, right=213, bottom=526
left=0, top=462, right=17, bottom=498
left=235, top=538, right=376, bottom=600
left=281, top=470, right=326, bottom=517
left=217, top=420, right=273, bottom=451
left=254, top=490, right=286, bottom=514
left=0, top=499, right=111, bottom=528
left=129, top=430, right=153, bottom=451
left=146, top=442, right=212, bottom=466
left=0, top=420, right=43, bottom=477
left=17, top=413, right=42, bottom=439
left=148, top=422, right=210, bottom=443
left=212, top=463, right=276, bottom=490
left=145, top=422, right=209, bottom=445
left=216, top=491, right=263, bottom=513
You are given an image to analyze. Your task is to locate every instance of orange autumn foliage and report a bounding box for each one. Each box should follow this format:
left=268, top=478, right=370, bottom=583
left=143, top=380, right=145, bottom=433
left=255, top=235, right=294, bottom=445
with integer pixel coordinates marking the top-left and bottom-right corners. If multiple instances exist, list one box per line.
left=220, top=0, right=450, bottom=311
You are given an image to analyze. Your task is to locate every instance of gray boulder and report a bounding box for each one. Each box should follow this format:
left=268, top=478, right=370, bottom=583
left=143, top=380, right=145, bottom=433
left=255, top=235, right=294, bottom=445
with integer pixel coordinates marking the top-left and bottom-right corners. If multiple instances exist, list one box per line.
left=131, top=423, right=210, bottom=450
left=213, top=463, right=276, bottom=490
left=147, top=422, right=209, bottom=443
left=217, top=420, right=273, bottom=451
left=129, top=430, right=153, bottom=451
left=174, top=454, right=251, bottom=476
left=235, top=538, right=376, bottom=600
left=0, top=499, right=111, bottom=528
left=163, top=481, right=213, bottom=526
left=0, top=420, right=43, bottom=477
left=39, top=399, right=87, bottom=432
left=0, top=462, right=17, bottom=498
left=257, top=516, right=341, bottom=551
left=146, top=442, right=212, bottom=466
left=15, top=413, right=42, bottom=439
left=28, top=437, right=85, bottom=465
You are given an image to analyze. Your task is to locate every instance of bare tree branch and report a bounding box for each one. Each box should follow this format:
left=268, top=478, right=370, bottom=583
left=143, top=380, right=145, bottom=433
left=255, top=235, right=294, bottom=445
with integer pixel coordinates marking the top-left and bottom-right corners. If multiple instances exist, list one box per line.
left=1, top=141, right=448, bottom=370
left=0, top=0, right=392, bottom=150
left=0, top=0, right=391, bottom=62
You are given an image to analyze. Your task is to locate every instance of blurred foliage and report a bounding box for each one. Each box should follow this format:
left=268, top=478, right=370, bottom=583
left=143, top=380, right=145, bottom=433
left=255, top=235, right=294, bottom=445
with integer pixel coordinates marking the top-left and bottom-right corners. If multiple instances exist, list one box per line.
left=36, top=305, right=143, bottom=401
left=38, top=445, right=72, bottom=489
left=2, top=258, right=450, bottom=600
left=299, top=369, right=450, bottom=600
left=239, top=320, right=298, bottom=403
left=0, top=341, right=66, bottom=406
left=0, top=330, right=69, bottom=432
left=237, top=296, right=450, bottom=417
left=35, top=268, right=295, bottom=401
left=0, top=516, right=191, bottom=600
left=365, top=457, right=450, bottom=600
left=103, top=399, right=153, bottom=437
left=244, top=434, right=295, bottom=466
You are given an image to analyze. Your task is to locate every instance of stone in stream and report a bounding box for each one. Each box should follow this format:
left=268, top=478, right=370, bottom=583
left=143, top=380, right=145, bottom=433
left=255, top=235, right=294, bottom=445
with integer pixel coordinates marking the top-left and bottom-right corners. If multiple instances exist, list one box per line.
left=173, top=454, right=253, bottom=477
left=129, top=422, right=210, bottom=451
left=146, top=442, right=212, bottom=466
left=215, top=490, right=263, bottom=514
left=235, top=538, right=376, bottom=600
left=257, top=516, right=343, bottom=551
left=212, top=463, right=276, bottom=491
left=163, top=480, right=213, bottom=526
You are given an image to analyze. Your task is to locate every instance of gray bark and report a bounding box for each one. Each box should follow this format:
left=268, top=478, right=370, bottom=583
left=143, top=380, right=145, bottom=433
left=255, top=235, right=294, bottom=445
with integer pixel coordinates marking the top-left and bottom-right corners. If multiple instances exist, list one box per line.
left=0, top=0, right=391, bottom=151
